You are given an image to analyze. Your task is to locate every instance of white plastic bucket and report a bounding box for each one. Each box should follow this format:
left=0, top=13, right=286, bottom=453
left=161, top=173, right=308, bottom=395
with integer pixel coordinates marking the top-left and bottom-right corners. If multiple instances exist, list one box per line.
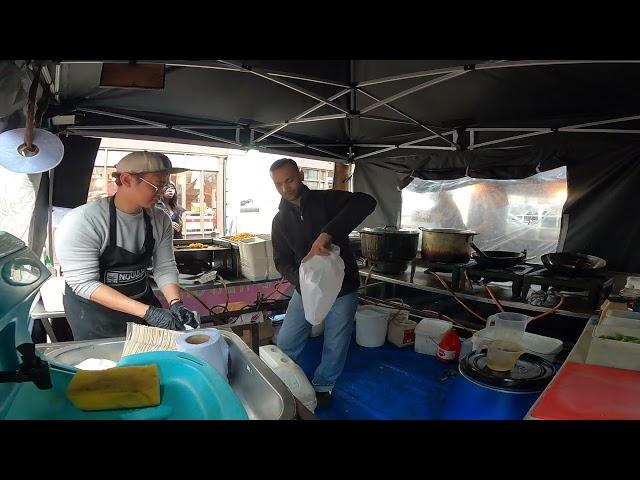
left=355, top=305, right=390, bottom=347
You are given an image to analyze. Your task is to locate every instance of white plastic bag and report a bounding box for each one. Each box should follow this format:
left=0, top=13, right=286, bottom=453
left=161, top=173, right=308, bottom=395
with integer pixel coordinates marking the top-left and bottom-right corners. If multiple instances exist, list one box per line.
left=299, top=244, right=345, bottom=325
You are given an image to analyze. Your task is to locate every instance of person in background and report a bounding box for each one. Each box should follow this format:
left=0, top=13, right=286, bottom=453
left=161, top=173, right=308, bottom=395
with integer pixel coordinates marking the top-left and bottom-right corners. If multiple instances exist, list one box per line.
left=426, top=190, right=466, bottom=230
left=157, top=181, right=185, bottom=239
left=269, top=158, right=377, bottom=409
left=466, top=182, right=510, bottom=249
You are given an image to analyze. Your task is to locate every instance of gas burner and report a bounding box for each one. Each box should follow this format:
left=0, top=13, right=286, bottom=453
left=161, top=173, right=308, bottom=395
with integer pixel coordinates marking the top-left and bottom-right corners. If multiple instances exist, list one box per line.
left=521, top=268, right=615, bottom=307
left=474, top=263, right=538, bottom=275
left=462, top=264, right=535, bottom=299
left=410, top=258, right=473, bottom=290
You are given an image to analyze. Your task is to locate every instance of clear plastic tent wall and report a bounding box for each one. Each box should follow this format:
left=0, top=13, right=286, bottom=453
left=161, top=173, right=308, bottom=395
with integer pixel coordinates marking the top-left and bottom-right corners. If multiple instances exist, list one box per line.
left=400, top=167, right=568, bottom=263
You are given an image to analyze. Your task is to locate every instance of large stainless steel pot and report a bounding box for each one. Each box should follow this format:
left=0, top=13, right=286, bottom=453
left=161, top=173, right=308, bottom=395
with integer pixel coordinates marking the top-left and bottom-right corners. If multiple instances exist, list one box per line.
left=360, top=226, right=420, bottom=274
left=418, top=228, right=478, bottom=263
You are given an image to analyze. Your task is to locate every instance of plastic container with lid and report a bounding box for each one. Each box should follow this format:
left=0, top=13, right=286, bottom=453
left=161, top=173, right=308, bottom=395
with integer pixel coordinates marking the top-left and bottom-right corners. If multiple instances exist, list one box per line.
left=602, top=309, right=640, bottom=329
left=386, top=310, right=416, bottom=348
left=625, top=276, right=640, bottom=290
left=414, top=318, right=452, bottom=356
left=471, top=327, right=563, bottom=363
left=586, top=324, right=640, bottom=371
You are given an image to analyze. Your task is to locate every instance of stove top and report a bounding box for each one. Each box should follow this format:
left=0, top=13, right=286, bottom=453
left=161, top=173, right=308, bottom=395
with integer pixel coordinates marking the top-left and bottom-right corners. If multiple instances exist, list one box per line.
left=463, top=263, right=539, bottom=299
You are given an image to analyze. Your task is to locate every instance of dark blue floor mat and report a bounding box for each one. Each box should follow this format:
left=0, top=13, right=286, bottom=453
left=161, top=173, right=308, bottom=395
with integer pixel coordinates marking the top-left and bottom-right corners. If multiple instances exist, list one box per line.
left=297, top=333, right=457, bottom=420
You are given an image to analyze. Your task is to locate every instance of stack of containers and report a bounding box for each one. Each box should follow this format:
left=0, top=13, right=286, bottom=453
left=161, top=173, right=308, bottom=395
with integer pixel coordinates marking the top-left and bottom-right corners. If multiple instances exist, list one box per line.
left=238, top=234, right=280, bottom=281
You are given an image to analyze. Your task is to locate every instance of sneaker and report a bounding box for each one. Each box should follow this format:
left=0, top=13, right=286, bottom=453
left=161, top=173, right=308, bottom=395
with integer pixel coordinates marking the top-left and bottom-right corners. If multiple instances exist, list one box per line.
left=315, top=391, right=332, bottom=409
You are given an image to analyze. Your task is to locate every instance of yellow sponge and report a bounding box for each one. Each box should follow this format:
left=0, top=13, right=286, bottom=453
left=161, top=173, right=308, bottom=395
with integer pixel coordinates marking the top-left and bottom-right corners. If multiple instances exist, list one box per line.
left=66, top=365, right=161, bottom=411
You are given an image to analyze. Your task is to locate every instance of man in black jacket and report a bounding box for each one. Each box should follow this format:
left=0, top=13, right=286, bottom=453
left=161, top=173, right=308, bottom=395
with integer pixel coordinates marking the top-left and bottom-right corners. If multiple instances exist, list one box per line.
left=270, top=158, right=377, bottom=408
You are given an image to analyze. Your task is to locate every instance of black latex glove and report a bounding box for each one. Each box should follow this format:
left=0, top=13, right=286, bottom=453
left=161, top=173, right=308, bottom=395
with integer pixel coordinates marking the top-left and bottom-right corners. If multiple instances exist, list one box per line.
left=170, top=301, right=199, bottom=329
left=143, top=305, right=185, bottom=331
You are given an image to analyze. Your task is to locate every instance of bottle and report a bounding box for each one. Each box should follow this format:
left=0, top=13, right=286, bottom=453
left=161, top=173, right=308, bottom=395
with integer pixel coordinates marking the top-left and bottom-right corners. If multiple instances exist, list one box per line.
left=44, top=255, right=57, bottom=277
left=437, top=329, right=461, bottom=363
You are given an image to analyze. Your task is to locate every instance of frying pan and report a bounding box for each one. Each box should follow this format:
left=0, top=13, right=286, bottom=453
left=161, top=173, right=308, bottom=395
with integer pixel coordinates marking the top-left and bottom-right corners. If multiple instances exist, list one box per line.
left=541, top=252, right=606, bottom=276
left=471, top=250, right=527, bottom=269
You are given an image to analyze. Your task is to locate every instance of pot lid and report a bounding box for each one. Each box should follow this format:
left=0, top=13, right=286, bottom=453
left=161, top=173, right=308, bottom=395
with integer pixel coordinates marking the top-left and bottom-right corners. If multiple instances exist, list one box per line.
left=459, top=352, right=555, bottom=392
left=418, top=228, right=478, bottom=235
left=361, top=226, right=419, bottom=235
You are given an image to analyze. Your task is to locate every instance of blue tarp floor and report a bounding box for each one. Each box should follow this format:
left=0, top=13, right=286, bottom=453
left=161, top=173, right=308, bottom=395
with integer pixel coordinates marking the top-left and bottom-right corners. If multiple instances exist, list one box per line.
left=297, top=333, right=457, bottom=420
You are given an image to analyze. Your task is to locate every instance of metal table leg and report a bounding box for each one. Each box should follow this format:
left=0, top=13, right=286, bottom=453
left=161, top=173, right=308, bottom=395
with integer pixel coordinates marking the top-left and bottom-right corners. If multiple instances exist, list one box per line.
left=250, top=323, right=260, bottom=354
left=41, top=318, right=58, bottom=343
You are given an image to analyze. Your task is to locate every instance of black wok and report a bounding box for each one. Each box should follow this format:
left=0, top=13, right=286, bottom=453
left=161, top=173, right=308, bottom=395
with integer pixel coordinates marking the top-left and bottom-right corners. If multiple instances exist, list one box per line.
left=541, top=252, right=606, bottom=276
left=471, top=250, right=527, bottom=269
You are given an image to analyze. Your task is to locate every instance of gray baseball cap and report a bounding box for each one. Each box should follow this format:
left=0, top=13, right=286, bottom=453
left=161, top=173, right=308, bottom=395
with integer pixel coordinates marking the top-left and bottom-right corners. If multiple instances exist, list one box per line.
left=113, top=151, right=187, bottom=175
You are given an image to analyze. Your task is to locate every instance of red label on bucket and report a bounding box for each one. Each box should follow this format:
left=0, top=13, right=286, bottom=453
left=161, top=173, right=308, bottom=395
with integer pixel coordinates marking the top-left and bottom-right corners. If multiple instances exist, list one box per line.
left=403, top=329, right=415, bottom=344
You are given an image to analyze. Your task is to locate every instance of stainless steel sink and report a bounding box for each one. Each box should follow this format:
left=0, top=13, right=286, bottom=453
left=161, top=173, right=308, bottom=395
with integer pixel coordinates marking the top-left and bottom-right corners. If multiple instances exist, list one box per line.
left=37, top=329, right=296, bottom=420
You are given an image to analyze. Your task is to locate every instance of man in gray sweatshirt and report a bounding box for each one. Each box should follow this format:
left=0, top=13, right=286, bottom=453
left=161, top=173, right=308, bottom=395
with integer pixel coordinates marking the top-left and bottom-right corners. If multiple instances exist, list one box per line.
left=55, top=151, right=198, bottom=340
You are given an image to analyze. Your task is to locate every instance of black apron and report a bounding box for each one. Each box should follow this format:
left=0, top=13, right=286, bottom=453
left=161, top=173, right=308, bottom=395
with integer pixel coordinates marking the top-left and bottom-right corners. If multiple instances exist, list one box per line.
left=63, top=196, right=162, bottom=340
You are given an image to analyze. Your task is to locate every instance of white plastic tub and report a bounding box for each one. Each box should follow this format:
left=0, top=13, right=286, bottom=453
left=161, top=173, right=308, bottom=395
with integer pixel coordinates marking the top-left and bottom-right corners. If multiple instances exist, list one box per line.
left=587, top=324, right=640, bottom=371
left=602, top=310, right=640, bottom=329
left=414, top=318, right=452, bottom=356
left=626, top=276, right=640, bottom=289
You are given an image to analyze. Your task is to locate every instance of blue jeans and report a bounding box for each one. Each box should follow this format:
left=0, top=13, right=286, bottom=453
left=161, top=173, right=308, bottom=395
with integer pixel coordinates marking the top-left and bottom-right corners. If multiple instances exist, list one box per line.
left=276, top=290, right=358, bottom=393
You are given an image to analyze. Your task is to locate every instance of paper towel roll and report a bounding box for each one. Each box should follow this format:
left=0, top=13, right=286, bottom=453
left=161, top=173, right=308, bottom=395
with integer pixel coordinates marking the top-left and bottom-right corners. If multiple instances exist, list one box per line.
left=176, top=329, right=229, bottom=380
left=0, top=128, right=64, bottom=174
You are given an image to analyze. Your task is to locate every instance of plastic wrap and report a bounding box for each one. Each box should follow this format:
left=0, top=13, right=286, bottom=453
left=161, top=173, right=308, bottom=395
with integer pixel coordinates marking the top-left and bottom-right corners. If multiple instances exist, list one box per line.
left=401, top=167, right=567, bottom=262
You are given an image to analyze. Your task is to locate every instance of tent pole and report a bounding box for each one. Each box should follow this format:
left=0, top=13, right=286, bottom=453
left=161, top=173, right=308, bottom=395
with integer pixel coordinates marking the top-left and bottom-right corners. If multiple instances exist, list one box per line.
left=359, top=71, right=468, bottom=115
left=253, top=88, right=350, bottom=140
left=357, top=89, right=458, bottom=148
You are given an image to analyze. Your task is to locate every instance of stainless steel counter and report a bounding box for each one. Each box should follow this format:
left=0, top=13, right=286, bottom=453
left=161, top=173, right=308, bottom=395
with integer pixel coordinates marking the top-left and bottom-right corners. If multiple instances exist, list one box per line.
left=37, top=329, right=297, bottom=420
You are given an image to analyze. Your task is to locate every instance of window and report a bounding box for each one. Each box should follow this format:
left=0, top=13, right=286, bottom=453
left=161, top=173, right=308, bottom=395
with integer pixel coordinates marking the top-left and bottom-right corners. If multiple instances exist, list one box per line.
left=88, top=147, right=222, bottom=238
left=302, top=167, right=334, bottom=190
left=401, top=167, right=568, bottom=262
left=173, top=170, right=219, bottom=238
left=87, top=166, right=117, bottom=201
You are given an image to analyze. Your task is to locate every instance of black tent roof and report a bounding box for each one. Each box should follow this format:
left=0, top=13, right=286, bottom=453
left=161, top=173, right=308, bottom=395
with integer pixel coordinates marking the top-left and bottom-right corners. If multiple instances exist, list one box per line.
left=49, top=60, right=640, bottom=162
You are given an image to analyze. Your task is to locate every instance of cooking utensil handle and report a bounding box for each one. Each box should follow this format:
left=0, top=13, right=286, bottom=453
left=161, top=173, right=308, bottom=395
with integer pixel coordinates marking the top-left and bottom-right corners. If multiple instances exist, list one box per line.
left=471, top=242, right=488, bottom=258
